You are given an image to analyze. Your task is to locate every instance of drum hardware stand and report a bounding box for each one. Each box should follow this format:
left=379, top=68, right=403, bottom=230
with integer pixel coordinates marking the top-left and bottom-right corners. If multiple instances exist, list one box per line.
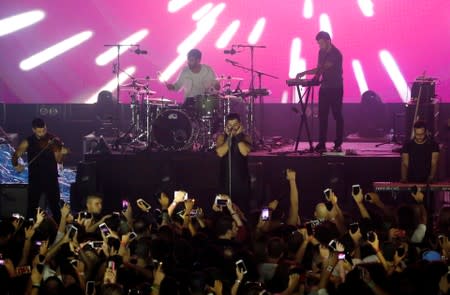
left=104, top=43, right=150, bottom=149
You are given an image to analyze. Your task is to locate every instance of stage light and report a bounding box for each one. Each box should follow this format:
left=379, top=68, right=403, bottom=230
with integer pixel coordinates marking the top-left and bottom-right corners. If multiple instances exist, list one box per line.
left=0, top=10, right=45, bottom=37
left=215, top=20, right=240, bottom=48
left=358, top=0, right=375, bottom=17
left=168, top=0, right=192, bottom=13
left=379, top=50, right=410, bottom=102
left=352, top=59, right=369, bottom=95
left=303, top=0, right=314, bottom=19
left=95, top=29, right=149, bottom=66
left=319, top=14, right=332, bottom=38
left=192, top=3, right=213, bottom=20
left=248, top=18, right=266, bottom=44
left=289, top=38, right=306, bottom=79
left=19, top=30, right=93, bottom=71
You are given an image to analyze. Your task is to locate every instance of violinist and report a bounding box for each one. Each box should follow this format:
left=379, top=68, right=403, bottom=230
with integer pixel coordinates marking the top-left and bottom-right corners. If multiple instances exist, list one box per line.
left=12, top=118, right=70, bottom=221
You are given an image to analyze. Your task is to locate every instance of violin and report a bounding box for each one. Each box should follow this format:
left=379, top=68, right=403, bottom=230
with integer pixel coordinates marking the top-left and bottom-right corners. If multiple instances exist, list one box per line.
left=36, top=134, right=70, bottom=162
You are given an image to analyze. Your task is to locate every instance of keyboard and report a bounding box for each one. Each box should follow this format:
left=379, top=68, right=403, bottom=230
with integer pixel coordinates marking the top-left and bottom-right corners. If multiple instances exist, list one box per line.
left=373, top=182, right=450, bottom=192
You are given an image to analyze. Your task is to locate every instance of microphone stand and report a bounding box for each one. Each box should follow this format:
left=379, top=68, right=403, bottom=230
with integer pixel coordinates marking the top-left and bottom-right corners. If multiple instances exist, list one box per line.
left=227, top=136, right=232, bottom=199
left=225, top=56, right=277, bottom=148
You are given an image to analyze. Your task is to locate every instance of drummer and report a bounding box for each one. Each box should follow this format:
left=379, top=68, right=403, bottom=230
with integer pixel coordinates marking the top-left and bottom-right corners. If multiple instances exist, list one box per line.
left=165, top=48, right=220, bottom=106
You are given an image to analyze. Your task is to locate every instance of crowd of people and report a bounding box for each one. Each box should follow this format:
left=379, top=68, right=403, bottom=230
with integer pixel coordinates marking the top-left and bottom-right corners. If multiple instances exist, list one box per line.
left=1, top=167, right=450, bottom=295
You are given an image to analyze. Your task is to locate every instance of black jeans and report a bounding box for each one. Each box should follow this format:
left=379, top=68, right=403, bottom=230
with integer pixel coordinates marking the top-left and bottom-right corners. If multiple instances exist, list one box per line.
left=318, top=87, right=344, bottom=147
left=27, top=178, right=61, bottom=222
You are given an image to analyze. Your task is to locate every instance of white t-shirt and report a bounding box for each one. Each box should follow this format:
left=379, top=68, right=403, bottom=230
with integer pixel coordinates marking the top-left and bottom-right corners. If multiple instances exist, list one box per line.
left=173, top=64, right=217, bottom=98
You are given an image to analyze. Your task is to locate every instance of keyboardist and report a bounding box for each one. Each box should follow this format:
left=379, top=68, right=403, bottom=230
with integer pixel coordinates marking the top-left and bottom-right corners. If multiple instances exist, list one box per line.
left=400, top=120, right=440, bottom=183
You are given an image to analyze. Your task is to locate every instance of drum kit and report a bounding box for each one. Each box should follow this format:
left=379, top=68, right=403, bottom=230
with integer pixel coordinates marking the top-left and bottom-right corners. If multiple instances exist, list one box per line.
left=121, top=76, right=246, bottom=151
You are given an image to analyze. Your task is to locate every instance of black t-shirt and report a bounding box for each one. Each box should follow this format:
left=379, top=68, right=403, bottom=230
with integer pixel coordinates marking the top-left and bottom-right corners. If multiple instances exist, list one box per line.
left=401, top=138, right=439, bottom=182
left=317, top=44, right=343, bottom=88
left=26, top=133, right=59, bottom=182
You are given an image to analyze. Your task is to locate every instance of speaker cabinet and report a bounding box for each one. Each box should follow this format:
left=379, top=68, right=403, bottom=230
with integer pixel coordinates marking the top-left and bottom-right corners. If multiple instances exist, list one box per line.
left=0, top=184, right=28, bottom=218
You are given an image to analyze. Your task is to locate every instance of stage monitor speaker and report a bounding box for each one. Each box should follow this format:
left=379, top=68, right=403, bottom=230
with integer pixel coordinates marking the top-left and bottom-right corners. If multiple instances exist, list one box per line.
left=0, top=184, right=28, bottom=218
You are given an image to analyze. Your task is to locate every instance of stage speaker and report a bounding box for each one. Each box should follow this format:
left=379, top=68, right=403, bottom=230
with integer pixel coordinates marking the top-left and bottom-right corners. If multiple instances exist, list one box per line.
left=0, top=184, right=28, bottom=218
left=249, top=161, right=264, bottom=211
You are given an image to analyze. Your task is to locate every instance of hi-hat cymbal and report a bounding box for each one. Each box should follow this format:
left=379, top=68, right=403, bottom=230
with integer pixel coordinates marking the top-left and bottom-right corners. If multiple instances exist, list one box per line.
left=121, top=81, right=146, bottom=88
left=121, top=87, right=156, bottom=95
left=145, top=97, right=174, bottom=104
left=217, top=75, right=244, bottom=81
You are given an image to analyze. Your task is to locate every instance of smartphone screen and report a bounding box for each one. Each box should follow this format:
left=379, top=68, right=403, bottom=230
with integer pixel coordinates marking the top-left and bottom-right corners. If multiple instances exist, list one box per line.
left=122, top=200, right=129, bottom=211
left=338, top=253, right=346, bottom=260
left=107, top=260, right=115, bottom=271
left=137, top=198, right=151, bottom=210
left=323, top=188, right=331, bottom=200
left=306, top=222, right=314, bottom=235
left=411, top=185, right=418, bottom=194
left=235, top=259, right=248, bottom=274
left=215, top=196, right=227, bottom=206
left=328, top=240, right=337, bottom=251
left=364, top=194, right=372, bottom=201
left=396, top=247, right=405, bottom=257
left=68, top=225, right=78, bottom=239
left=92, top=241, right=103, bottom=248
left=261, top=208, right=270, bottom=221
left=99, top=223, right=111, bottom=236
left=367, top=231, right=376, bottom=242
left=352, top=184, right=361, bottom=195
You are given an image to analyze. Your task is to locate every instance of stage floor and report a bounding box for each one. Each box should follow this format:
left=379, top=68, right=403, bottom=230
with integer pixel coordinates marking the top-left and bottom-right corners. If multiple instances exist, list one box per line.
left=80, top=141, right=405, bottom=216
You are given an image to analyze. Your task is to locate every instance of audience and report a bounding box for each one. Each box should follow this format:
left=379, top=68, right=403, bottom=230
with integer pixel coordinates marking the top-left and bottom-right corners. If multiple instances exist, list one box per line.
left=1, top=169, right=449, bottom=295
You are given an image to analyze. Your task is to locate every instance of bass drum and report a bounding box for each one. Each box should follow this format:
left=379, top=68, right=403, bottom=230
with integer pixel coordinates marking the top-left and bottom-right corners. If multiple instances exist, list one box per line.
left=152, top=109, right=198, bottom=151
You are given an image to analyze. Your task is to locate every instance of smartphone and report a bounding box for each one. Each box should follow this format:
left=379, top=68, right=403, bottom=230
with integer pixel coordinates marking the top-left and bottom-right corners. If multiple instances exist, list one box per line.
left=261, top=208, right=270, bottom=221
left=338, top=253, right=346, bottom=260
left=215, top=195, right=227, bottom=207
left=59, top=199, right=65, bottom=208
left=349, top=222, right=359, bottom=234
left=68, top=225, right=78, bottom=239
left=89, top=241, right=104, bottom=249
left=364, top=194, right=372, bottom=201
left=328, top=239, right=337, bottom=251
left=352, top=184, right=361, bottom=195
left=80, top=211, right=92, bottom=219
left=438, top=235, right=445, bottom=244
left=396, top=247, right=405, bottom=257
left=189, top=208, right=198, bottom=217
left=235, top=259, right=248, bottom=274
left=35, top=241, right=42, bottom=246
left=137, top=198, right=151, bottom=210
left=411, top=185, right=418, bottom=194
left=12, top=213, right=24, bottom=220
left=107, top=260, right=115, bottom=271
left=323, top=188, right=331, bottom=200
left=367, top=231, right=376, bottom=242
left=129, top=232, right=138, bottom=242
left=70, top=259, right=78, bottom=267
left=122, top=200, right=129, bottom=211
left=183, top=192, right=189, bottom=201
left=99, top=223, right=111, bottom=237
left=86, top=281, right=95, bottom=295
left=306, top=222, right=314, bottom=235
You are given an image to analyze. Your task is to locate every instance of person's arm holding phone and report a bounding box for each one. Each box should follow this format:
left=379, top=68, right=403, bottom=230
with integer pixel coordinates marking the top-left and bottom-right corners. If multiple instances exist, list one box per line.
left=367, top=231, right=389, bottom=271
left=231, top=263, right=246, bottom=295
left=352, top=185, right=370, bottom=219
left=286, top=169, right=300, bottom=226
left=328, top=191, right=345, bottom=235
left=410, top=188, right=427, bottom=243
left=18, top=225, right=35, bottom=267
left=225, top=196, right=243, bottom=227
left=168, top=191, right=187, bottom=217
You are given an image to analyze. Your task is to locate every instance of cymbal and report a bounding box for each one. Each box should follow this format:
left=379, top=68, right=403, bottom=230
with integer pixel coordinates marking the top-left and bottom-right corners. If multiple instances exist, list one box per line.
left=121, top=88, right=156, bottom=95
left=134, top=77, right=160, bottom=81
left=220, top=95, right=241, bottom=100
left=122, top=81, right=146, bottom=88
left=217, top=75, right=244, bottom=81
left=145, top=97, right=174, bottom=103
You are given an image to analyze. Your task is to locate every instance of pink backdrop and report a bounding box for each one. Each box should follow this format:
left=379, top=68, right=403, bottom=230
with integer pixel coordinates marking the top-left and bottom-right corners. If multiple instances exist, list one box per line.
left=0, top=0, right=449, bottom=104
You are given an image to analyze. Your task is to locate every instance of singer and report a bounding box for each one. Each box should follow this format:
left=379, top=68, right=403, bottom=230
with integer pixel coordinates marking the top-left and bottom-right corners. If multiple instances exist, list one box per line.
left=165, top=49, right=220, bottom=102
left=12, top=118, right=69, bottom=221
left=215, top=113, right=251, bottom=213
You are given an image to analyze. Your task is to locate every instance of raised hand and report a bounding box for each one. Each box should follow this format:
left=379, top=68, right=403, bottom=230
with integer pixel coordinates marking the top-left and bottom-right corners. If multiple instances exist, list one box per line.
left=173, top=191, right=187, bottom=204
left=411, top=188, right=425, bottom=203
left=286, top=169, right=296, bottom=181
left=35, top=208, right=45, bottom=226
left=352, top=188, right=364, bottom=204
left=153, top=262, right=165, bottom=286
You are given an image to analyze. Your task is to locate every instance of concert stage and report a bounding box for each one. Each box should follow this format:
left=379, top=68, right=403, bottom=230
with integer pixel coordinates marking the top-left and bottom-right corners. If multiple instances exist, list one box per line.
left=80, top=142, right=411, bottom=217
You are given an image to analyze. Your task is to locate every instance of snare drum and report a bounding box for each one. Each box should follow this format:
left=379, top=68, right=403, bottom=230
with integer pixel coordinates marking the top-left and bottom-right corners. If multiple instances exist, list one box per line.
left=185, top=95, right=220, bottom=118
left=152, top=109, right=198, bottom=151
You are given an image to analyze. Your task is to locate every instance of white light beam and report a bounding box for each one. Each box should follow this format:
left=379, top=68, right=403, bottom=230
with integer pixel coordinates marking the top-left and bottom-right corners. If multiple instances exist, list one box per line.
left=0, top=10, right=45, bottom=37
left=379, top=50, right=410, bottom=102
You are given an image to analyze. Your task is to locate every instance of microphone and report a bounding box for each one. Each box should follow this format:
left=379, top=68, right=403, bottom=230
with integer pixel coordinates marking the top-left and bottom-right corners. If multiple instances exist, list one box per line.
left=224, top=48, right=236, bottom=55
left=134, top=48, right=148, bottom=55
